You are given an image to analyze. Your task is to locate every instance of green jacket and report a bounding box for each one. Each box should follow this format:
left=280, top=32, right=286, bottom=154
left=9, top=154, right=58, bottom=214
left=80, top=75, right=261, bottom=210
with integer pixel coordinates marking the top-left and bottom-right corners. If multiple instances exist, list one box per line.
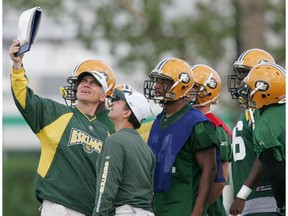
left=94, top=128, right=155, bottom=216
left=11, top=67, right=109, bottom=215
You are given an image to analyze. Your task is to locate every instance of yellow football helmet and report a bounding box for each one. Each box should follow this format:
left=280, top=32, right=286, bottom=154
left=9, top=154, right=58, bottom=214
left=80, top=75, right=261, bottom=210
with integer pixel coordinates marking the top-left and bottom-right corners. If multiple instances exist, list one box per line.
left=61, top=59, right=116, bottom=106
left=228, top=48, right=275, bottom=99
left=237, top=62, right=286, bottom=109
left=190, top=64, right=221, bottom=106
left=114, top=84, right=136, bottom=93
left=108, top=84, right=136, bottom=107
left=143, top=58, right=194, bottom=103
left=73, top=59, right=116, bottom=97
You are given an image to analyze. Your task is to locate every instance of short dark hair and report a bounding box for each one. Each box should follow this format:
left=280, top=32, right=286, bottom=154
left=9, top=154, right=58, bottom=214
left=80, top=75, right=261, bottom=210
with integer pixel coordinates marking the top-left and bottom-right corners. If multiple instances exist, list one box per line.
left=124, top=103, right=141, bottom=129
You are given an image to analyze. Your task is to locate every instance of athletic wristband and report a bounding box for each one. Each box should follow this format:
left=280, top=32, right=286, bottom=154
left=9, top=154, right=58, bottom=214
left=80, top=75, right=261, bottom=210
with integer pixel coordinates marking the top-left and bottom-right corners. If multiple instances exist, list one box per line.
left=236, top=185, right=252, bottom=200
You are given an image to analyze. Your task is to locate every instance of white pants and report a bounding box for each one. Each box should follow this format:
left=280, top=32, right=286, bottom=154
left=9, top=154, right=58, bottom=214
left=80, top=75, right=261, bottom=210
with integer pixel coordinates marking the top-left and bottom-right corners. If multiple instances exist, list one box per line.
left=39, top=200, right=86, bottom=216
left=115, top=204, right=155, bottom=216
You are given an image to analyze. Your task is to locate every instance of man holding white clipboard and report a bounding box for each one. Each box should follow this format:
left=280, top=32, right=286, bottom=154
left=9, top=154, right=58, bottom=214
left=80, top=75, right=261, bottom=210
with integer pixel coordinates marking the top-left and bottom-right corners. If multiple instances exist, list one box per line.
left=16, top=6, right=42, bottom=56
left=9, top=35, right=112, bottom=215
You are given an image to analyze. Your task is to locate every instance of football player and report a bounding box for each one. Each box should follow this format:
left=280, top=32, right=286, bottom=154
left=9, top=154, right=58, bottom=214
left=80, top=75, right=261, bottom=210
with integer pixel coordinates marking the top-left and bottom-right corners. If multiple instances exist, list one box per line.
left=190, top=64, right=232, bottom=216
left=233, top=62, right=285, bottom=215
left=144, top=58, right=219, bottom=216
left=228, top=49, right=279, bottom=215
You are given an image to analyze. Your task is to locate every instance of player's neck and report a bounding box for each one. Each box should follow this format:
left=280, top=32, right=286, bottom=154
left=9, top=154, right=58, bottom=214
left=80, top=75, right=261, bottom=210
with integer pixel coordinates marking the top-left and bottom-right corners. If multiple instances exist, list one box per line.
left=163, top=98, right=186, bottom=116
left=196, top=106, right=211, bottom=115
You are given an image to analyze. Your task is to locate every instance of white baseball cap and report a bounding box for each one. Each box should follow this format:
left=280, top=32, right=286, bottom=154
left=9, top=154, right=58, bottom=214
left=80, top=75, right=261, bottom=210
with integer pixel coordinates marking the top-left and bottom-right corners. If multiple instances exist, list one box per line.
left=77, top=71, right=108, bottom=94
left=114, top=88, right=151, bottom=124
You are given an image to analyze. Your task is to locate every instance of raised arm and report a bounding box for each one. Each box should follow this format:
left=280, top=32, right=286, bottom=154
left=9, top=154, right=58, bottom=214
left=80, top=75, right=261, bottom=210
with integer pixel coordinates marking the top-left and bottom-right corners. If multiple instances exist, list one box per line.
left=9, top=39, right=24, bottom=70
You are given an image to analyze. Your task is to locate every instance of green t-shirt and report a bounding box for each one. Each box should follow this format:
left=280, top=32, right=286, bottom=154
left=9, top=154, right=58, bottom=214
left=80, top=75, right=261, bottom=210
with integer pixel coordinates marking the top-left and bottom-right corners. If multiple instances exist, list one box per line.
left=11, top=67, right=109, bottom=215
left=206, top=114, right=232, bottom=216
left=254, top=104, right=285, bottom=161
left=216, top=126, right=232, bottom=162
left=94, top=128, right=155, bottom=216
left=231, top=110, right=276, bottom=214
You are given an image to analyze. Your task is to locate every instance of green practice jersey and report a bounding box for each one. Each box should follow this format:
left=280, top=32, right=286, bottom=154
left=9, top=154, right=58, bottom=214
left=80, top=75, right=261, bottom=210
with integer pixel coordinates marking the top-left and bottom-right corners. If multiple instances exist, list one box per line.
left=94, top=128, right=155, bottom=216
left=253, top=104, right=285, bottom=161
left=231, top=110, right=277, bottom=215
left=216, top=126, right=232, bottom=162
left=206, top=112, right=232, bottom=216
left=11, top=68, right=109, bottom=215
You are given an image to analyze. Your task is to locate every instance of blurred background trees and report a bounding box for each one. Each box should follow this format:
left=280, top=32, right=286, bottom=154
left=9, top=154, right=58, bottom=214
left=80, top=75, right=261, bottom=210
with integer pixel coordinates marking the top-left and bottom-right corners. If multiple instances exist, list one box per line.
left=2, top=0, right=285, bottom=215
left=4, top=0, right=285, bottom=70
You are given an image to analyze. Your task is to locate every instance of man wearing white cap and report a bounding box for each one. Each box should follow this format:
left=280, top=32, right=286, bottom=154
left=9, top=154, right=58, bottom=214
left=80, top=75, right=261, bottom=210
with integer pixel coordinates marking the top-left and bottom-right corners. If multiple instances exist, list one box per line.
left=9, top=39, right=110, bottom=216
left=93, top=87, right=155, bottom=216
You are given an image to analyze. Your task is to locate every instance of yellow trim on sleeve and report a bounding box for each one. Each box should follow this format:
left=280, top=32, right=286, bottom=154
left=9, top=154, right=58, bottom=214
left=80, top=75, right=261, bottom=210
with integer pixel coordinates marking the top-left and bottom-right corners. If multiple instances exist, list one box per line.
left=36, top=112, right=73, bottom=177
left=11, top=67, right=28, bottom=109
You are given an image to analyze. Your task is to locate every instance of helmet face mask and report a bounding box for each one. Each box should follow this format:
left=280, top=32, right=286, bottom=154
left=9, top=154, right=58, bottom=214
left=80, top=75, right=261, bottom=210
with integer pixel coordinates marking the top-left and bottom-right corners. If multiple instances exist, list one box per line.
left=143, top=58, right=194, bottom=104
left=235, top=68, right=251, bottom=84
left=62, top=76, right=78, bottom=103
left=236, top=83, right=252, bottom=109
left=228, top=48, right=275, bottom=99
left=62, top=59, right=115, bottom=106
left=144, top=75, right=175, bottom=103
left=197, top=83, right=213, bottom=98
left=190, top=64, right=221, bottom=107
left=228, top=67, right=250, bottom=99
left=187, top=84, right=202, bottom=105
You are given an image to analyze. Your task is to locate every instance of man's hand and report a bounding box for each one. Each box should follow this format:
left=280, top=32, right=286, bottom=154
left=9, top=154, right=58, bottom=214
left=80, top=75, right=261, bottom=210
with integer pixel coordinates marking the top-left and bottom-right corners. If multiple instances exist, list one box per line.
left=229, top=197, right=245, bottom=216
left=9, top=39, right=24, bottom=70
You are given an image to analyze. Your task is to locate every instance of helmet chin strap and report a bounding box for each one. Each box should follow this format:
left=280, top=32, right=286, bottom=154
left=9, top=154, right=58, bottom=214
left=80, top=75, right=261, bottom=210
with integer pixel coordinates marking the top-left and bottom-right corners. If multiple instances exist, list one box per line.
left=278, top=98, right=286, bottom=104
left=248, top=108, right=255, bottom=130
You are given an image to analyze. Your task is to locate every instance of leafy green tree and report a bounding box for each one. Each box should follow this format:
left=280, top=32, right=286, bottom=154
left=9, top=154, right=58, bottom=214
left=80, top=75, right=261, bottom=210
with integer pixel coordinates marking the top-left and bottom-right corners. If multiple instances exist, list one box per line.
left=4, top=0, right=284, bottom=72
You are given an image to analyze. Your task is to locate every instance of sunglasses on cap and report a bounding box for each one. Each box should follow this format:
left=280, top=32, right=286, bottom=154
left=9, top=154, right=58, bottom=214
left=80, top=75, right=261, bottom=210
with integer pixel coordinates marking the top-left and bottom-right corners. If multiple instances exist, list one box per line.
left=111, top=96, right=121, bottom=103
left=107, top=96, right=121, bottom=107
